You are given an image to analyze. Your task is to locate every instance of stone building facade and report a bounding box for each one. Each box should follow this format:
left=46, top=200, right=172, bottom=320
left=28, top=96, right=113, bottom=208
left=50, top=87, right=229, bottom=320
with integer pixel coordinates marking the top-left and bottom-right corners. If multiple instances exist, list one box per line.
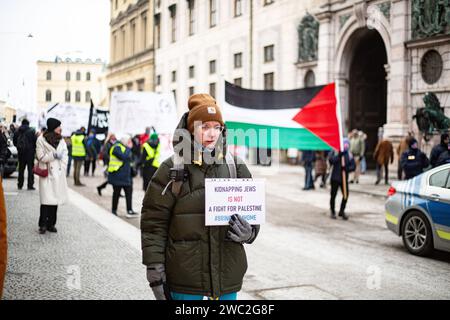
left=153, top=0, right=449, bottom=163
left=106, top=0, right=155, bottom=106
left=37, top=57, right=105, bottom=110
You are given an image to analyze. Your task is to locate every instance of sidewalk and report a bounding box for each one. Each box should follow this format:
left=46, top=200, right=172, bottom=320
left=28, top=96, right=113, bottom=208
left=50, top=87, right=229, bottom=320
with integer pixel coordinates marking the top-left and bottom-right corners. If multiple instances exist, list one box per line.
left=2, top=175, right=150, bottom=300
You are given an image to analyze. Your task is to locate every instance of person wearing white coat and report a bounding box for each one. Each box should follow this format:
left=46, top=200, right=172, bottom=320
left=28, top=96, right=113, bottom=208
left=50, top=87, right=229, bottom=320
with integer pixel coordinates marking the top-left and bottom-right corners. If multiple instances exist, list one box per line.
left=35, top=118, right=68, bottom=234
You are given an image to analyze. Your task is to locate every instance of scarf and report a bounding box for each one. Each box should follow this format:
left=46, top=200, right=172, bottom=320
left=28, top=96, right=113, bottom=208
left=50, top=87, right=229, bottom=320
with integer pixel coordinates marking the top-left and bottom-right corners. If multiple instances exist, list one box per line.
left=43, top=131, right=62, bottom=149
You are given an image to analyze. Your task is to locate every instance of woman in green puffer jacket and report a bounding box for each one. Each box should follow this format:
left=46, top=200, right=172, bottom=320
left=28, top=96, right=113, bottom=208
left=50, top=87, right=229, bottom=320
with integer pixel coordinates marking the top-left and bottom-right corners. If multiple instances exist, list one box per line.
left=141, top=94, right=260, bottom=300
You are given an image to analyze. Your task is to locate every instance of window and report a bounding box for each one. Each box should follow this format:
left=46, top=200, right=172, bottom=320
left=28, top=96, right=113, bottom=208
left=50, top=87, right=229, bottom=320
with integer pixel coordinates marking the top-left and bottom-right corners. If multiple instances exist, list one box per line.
left=429, top=169, right=450, bottom=189
left=65, top=90, right=71, bottom=102
left=209, top=0, right=217, bottom=28
left=169, top=5, right=177, bottom=43
left=172, top=89, right=177, bottom=104
left=45, top=90, right=52, bottom=102
left=209, top=60, right=216, bottom=74
left=86, top=72, right=91, bottom=81
left=126, top=82, right=133, bottom=91
left=209, top=82, right=216, bottom=98
left=189, top=65, right=195, bottom=79
left=137, top=79, right=145, bottom=91
left=188, top=0, right=195, bottom=36
left=75, top=91, right=81, bottom=102
left=113, top=32, right=117, bottom=62
left=234, top=53, right=242, bottom=68
left=115, top=0, right=118, bottom=9
left=117, top=85, right=123, bottom=91
left=156, top=75, right=161, bottom=86
left=154, top=14, right=161, bottom=49
left=234, top=78, right=242, bottom=87
left=264, top=45, right=274, bottom=63
left=66, top=71, right=71, bottom=81
left=85, top=91, right=91, bottom=102
left=172, top=70, right=177, bottom=82
left=234, top=0, right=242, bottom=17
left=131, top=19, right=136, bottom=54
left=189, top=86, right=195, bottom=96
left=75, top=72, right=80, bottom=81
left=304, top=70, right=315, bottom=88
left=142, top=13, right=148, bottom=49
left=121, top=25, right=126, bottom=59
left=264, top=72, right=274, bottom=90
left=263, top=0, right=274, bottom=5
left=46, top=71, right=51, bottom=80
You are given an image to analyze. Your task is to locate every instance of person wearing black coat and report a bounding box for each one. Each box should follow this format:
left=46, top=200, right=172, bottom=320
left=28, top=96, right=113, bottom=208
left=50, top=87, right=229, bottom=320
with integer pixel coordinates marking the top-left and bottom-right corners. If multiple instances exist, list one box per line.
left=13, top=119, right=37, bottom=190
left=435, top=145, right=450, bottom=167
left=301, top=150, right=316, bottom=190
left=107, top=135, right=138, bottom=218
left=328, top=138, right=356, bottom=220
left=430, top=133, right=449, bottom=168
left=400, top=138, right=429, bottom=179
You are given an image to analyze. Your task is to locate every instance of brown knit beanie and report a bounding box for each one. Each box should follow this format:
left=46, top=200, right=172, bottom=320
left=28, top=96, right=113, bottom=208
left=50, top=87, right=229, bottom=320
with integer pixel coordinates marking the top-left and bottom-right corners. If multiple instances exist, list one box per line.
left=187, top=93, right=224, bottom=133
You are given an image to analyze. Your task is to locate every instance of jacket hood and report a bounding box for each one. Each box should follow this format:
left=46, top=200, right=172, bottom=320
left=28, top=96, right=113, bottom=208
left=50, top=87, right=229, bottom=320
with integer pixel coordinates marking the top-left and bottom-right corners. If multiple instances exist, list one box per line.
left=172, top=112, right=228, bottom=166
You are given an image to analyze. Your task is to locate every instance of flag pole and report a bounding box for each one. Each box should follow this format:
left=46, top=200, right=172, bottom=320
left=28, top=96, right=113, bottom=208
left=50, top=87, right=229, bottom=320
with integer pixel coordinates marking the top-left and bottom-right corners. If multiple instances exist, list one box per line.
left=335, top=80, right=348, bottom=200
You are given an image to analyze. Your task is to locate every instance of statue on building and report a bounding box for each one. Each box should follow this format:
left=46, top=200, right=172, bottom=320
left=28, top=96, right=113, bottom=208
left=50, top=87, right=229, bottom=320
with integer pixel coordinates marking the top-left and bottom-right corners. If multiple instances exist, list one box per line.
left=412, top=0, right=450, bottom=39
left=413, top=92, right=450, bottom=140
left=297, top=13, right=319, bottom=62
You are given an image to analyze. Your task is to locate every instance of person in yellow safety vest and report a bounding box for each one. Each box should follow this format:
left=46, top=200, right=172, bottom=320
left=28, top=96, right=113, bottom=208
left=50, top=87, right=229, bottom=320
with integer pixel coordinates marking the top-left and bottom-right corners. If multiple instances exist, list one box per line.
left=71, top=127, right=87, bottom=186
left=139, top=133, right=161, bottom=191
left=107, top=134, right=138, bottom=218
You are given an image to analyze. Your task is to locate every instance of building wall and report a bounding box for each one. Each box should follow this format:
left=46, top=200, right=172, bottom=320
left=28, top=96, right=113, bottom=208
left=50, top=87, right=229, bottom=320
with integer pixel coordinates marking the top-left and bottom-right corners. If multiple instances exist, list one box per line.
left=106, top=0, right=154, bottom=106
left=154, top=0, right=318, bottom=117
left=37, top=58, right=105, bottom=110
left=154, top=0, right=450, bottom=147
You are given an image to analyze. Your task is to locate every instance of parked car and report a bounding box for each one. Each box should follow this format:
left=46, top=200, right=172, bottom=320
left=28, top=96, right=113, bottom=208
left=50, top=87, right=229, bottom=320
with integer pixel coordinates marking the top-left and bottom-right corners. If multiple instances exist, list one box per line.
left=385, top=163, right=450, bottom=256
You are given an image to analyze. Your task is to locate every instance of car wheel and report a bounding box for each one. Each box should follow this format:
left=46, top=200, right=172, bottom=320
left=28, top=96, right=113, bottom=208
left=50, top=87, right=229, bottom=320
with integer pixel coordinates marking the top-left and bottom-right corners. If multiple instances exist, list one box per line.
left=401, top=211, right=433, bottom=257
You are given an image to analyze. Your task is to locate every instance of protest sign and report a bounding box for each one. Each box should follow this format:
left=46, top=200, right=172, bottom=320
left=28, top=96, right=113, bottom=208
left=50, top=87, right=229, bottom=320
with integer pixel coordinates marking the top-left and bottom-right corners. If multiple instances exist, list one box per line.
left=109, top=91, right=177, bottom=135
left=205, top=178, right=265, bottom=226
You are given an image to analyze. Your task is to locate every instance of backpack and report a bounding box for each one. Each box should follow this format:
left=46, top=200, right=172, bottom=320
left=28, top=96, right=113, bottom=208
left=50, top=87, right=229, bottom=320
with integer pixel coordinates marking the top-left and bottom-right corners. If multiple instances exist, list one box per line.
left=16, top=131, right=30, bottom=153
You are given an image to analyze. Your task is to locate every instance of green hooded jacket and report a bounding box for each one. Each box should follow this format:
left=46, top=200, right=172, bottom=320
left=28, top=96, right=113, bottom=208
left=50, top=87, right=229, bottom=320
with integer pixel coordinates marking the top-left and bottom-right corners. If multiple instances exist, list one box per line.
left=141, top=113, right=259, bottom=297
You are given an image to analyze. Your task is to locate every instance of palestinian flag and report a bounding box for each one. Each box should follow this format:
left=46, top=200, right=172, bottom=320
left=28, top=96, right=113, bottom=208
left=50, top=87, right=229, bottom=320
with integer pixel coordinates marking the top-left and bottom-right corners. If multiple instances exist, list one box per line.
left=223, top=81, right=343, bottom=151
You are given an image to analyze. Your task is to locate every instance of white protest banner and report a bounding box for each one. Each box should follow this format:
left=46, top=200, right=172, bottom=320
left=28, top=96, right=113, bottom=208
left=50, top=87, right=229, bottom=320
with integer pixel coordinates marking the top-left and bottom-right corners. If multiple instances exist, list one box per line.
left=205, top=178, right=265, bottom=226
left=46, top=104, right=90, bottom=136
left=109, top=91, right=177, bottom=135
left=109, top=91, right=178, bottom=162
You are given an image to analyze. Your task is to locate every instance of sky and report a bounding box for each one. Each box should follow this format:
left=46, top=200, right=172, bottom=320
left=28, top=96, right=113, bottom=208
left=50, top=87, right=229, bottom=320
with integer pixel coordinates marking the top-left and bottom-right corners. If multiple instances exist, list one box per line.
left=0, top=0, right=110, bottom=112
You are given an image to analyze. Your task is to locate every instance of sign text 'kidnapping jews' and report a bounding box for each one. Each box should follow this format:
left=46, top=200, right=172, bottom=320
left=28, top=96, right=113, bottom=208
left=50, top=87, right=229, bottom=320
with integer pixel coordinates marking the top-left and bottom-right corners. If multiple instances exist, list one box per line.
left=205, top=179, right=265, bottom=226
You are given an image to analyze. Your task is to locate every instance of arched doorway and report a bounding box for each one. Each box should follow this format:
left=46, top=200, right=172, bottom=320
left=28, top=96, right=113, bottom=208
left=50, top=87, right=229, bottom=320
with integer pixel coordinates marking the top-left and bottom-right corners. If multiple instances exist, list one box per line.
left=348, top=29, right=387, bottom=168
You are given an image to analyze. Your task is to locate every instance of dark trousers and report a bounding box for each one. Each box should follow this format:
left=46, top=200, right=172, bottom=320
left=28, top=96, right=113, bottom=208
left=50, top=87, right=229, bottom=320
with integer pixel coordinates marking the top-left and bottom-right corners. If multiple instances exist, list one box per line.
left=73, top=160, right=83, bottom=185
left=66, top=155, right=72, bottom=177
left=39, top=205, right=57, bottom=228
left=142, top=166, right=157, bottom=191
left=397, top=159, right=403, bottom=180
left=18, top=156, right=34, bottom=188
left=376, top=163, right=389, bottom=184
left=112, top=185, right=132, bottom=212
left=98, top=180, right=108, bottom=191
left=84, top=159, right=96, bottom=176
left=304, top=163, right=314, bottom=189
left=330, top=180, right=349, bottom=214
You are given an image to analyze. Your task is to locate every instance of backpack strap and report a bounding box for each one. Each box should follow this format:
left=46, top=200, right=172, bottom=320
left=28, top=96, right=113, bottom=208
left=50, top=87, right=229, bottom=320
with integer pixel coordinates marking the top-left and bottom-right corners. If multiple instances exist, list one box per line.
left=225, top=152, right=237, bottom=178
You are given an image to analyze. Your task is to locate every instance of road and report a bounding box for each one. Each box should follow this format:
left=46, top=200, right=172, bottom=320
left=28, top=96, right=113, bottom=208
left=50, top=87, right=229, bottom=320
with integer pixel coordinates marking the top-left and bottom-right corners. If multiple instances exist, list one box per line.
left=3, top=163, right=450, bottom=299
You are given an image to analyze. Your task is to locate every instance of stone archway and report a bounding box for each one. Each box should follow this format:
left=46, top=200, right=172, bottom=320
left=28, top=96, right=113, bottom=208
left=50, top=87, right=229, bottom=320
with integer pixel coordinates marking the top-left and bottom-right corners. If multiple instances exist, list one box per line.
left=348, top=28, right=388, bottom=167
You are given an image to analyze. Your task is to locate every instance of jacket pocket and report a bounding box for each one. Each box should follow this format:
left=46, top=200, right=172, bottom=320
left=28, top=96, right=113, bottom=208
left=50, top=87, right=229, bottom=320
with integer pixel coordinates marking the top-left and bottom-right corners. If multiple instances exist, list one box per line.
left=166, top=239, right=203, bottom=289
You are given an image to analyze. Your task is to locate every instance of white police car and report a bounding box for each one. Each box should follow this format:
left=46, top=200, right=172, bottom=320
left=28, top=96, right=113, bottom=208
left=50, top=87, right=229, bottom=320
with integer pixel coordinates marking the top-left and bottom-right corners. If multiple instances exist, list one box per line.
left=385, top=163, right=450, bottom=256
